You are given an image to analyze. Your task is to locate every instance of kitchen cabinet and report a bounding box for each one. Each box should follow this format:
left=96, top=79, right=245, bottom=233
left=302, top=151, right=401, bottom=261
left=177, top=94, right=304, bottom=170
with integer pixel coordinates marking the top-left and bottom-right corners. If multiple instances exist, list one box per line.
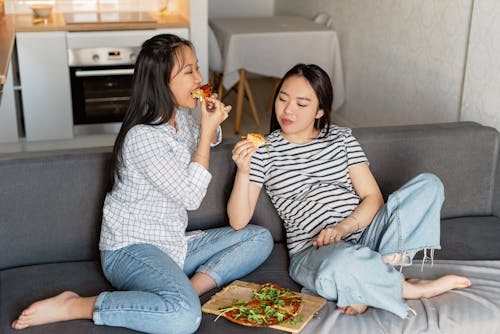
left=0, top=59, right=19, bottom=143
left=15, top=28, right=189, bottom=141
left=65, top=28, right=189, bottom=49
left=16, top=31, right=73, bottom=141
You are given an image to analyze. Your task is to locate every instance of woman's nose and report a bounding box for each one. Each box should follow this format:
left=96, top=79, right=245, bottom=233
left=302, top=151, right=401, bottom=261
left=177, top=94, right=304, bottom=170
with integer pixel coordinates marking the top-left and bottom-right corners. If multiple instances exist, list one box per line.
left=194, top=71, right=203, bottom=84
left=283, top=103, right=293, bottom=114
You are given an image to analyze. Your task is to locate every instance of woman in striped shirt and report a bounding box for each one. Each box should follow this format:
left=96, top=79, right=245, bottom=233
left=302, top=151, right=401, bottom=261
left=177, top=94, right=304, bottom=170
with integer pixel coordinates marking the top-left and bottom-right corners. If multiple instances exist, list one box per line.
left=228, top=63, right=471, bottom=318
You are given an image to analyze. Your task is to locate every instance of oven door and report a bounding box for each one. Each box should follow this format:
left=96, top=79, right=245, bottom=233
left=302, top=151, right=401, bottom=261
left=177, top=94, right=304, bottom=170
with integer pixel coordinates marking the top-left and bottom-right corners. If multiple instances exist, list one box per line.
left=70, top=65, right=134, bottom=125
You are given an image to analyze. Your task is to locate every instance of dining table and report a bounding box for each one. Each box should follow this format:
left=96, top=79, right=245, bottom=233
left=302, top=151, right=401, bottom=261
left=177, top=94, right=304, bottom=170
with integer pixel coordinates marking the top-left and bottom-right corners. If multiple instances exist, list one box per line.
left=210, top=15, right=345, bottom=133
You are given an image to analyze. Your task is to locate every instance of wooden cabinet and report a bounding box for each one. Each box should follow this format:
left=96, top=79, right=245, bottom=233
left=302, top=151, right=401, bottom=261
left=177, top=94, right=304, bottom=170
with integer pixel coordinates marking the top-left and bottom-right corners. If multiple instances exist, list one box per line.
left=16, top=31, right=73, bottom=141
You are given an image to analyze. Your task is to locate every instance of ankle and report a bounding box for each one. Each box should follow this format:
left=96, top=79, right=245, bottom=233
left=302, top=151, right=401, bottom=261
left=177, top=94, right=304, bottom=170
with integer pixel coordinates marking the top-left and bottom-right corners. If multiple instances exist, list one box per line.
left=67, top=295, right=96, bottom=320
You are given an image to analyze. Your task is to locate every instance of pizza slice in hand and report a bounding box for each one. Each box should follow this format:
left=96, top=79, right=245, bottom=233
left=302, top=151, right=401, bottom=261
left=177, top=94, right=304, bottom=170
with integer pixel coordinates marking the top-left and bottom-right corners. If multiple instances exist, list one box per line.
left=241, top=133, right=267, bottom=148
left=191, top=83, right=213, bottom=101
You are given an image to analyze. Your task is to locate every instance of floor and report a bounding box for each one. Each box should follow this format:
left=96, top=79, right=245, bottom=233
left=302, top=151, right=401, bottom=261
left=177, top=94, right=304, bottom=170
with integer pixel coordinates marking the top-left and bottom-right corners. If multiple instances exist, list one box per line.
left=0, top=76, right=343, bottom=156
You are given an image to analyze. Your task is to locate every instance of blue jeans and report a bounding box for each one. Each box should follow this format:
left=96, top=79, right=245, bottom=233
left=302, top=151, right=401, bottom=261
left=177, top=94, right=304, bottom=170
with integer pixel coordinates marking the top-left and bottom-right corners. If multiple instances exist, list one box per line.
left=93, top=224, right=273, bottom=334
left=288, top=173, right=444, bottom=318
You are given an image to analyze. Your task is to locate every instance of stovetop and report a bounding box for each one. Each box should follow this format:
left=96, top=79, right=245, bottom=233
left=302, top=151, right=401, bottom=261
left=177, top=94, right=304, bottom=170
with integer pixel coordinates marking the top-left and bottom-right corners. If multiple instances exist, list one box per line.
left=64, top=12, right=156, bottom=25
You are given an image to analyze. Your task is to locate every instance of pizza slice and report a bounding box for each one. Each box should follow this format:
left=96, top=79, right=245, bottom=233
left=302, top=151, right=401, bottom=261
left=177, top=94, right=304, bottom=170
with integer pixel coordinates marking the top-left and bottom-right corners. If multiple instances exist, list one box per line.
left=240, top=133, right=266, bottom=148
left=191, top=83, right=212, bottom=101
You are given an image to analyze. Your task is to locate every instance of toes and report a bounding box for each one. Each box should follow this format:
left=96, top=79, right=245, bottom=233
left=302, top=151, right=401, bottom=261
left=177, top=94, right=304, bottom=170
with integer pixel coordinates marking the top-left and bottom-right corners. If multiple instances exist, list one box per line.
left=337, top=306, right=347, bottom=312
left=12, top=320, right=29, bottom=330
left=460, top=278, right=472, bottom=288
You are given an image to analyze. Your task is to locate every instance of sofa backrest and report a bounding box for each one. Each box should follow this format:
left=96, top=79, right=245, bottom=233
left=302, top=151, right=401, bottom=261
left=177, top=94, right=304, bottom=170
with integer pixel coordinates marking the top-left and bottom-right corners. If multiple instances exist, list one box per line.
left=0, top=148, right=110, bottom=270
left=353, top=122, right=500, bottom=219
left=186, top=140, right=285, bottom=242
left=0, top=143, right=285, bottom=271
left=1, top=122, right=498, bottom=270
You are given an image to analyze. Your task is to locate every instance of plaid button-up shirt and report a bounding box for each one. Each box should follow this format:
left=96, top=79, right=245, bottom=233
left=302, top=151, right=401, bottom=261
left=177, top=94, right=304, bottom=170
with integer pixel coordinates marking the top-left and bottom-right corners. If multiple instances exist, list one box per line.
left=100, top=109, right=221, bottom=268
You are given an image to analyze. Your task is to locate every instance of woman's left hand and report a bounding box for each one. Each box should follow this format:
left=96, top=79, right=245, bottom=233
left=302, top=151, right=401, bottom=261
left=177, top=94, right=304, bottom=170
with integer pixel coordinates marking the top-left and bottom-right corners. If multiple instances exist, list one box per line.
left=313, top=225, right=349, bottom=247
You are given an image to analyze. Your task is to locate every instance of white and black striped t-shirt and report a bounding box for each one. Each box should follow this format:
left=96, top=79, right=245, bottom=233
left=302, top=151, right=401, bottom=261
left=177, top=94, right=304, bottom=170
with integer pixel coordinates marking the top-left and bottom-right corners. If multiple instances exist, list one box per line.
left=249, top=125, right=369, bottom=256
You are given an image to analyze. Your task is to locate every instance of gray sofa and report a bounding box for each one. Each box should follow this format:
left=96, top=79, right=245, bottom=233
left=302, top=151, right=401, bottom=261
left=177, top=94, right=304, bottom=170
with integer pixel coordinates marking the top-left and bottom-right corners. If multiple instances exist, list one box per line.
left=1, top=121, right=500, bottom=334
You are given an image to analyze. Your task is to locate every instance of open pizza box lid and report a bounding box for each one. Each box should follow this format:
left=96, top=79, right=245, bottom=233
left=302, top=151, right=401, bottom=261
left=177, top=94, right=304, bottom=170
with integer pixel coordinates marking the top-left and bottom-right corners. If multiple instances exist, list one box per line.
left=202, top=280, right=327, bottom=333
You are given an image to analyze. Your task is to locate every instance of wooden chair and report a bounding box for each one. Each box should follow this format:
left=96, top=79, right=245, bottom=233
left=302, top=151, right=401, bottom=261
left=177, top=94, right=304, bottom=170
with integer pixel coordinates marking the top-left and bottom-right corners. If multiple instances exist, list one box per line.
left=208, top=26, right=260, bottom=133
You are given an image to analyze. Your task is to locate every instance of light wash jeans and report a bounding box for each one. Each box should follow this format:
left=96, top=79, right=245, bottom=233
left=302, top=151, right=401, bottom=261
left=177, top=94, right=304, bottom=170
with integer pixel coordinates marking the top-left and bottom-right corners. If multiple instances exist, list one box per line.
left=93, top=224, right=273, bottom=334
left=289, top=173, right=444, bottom=318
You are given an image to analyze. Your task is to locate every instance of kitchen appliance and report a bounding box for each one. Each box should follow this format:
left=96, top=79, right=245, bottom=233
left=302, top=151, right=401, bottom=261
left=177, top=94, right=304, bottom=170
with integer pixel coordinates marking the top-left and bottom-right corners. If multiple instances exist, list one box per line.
left=68, top=46, right=139, bottom=135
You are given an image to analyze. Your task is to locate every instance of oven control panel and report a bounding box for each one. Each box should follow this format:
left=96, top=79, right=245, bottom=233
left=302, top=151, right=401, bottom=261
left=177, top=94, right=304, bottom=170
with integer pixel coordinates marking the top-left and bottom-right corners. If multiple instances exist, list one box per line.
left=68, top=47, right=140, bottom=67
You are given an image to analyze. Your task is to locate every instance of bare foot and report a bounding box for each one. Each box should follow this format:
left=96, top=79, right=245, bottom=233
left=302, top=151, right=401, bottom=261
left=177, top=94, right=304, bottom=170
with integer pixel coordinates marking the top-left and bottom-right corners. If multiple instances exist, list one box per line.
left=11, top=291, right=96, bottom=330
left=382, top=253, right=404, bottom=266
left=403, top=274, right=472, bottom=299
left=337, top=304, right=368, bottom=315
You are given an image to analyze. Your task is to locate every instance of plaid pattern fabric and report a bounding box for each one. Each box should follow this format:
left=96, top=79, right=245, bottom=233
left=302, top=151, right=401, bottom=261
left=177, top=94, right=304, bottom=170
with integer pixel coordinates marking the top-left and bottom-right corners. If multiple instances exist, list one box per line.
left=100, top=109, right=221, bottom=268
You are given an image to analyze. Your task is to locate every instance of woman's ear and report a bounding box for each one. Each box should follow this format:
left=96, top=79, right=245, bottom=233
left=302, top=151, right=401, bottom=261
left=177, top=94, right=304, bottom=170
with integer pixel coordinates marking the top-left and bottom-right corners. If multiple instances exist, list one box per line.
left=316, top=109, right=325, bottom=119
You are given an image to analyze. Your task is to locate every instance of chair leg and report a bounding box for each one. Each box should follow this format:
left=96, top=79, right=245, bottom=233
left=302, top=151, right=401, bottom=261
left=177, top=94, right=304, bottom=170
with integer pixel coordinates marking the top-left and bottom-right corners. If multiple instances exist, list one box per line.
left=234, top=69, right=246, bottom=134
left=217, top=73, right=224, bottom=98
left=266, top=78, right=280, bottom=113
left=243, top=78, right=260, bottom=127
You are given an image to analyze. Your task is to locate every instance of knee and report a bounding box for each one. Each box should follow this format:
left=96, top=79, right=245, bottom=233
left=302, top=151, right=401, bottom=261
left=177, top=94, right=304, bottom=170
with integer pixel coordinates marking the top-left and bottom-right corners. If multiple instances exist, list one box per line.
left=319, top=245, right=360, bottom=274
left=247, top=225, right=274, bottom=253
left=156, top=302, right=201, bottom=334
left=416, top=173, right=444, bottom=200
left=173, top=307, right=202, bottom=334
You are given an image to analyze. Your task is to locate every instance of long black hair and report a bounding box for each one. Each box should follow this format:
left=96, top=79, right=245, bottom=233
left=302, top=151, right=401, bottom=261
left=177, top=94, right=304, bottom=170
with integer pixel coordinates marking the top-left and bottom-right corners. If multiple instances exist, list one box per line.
left=269, top=63, right=333, bottom=135
left=107, top=34, right=193, bottom=192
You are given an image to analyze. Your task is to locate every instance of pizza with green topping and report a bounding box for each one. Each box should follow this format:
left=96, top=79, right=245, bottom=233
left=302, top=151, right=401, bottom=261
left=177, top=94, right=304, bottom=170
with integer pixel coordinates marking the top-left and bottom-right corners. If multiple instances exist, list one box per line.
left=216, top=283, right=303, bottom=327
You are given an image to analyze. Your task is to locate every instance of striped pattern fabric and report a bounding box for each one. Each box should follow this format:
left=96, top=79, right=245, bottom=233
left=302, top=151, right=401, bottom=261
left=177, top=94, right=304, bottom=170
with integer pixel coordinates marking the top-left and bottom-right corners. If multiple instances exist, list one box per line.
left=250, top=126, right=368, bottom=255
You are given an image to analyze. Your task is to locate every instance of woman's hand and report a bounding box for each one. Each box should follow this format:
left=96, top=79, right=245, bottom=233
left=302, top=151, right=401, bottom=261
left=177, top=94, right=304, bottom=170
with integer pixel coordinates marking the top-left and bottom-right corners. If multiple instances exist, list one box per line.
left=232, top=140, right=258, bottom=173
left=200, top=95, right=231, bottom=135
left=313, top=225, right=349, bottom=247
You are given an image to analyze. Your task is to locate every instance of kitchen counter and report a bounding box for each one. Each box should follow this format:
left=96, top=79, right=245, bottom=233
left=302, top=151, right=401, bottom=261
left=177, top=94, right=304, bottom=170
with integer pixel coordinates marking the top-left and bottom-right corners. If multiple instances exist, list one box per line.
left=0, top=11, right=189, bottom=85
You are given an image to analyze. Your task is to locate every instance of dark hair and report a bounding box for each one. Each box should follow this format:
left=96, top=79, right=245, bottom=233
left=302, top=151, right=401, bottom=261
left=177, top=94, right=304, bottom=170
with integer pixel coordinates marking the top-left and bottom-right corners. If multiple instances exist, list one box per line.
left=269, top=63, right=333, bottom=135
left=107, top=34, right=193, bottom=192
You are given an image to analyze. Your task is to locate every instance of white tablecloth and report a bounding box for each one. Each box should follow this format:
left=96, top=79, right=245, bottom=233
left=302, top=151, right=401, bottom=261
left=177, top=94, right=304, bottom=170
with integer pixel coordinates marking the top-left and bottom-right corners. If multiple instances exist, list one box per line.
left=210, top=16, right=345, bottom=111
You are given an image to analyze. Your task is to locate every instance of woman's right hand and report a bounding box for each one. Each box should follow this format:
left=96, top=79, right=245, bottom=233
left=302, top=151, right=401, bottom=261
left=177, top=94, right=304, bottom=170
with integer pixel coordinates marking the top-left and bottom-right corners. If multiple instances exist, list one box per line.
left=232, top=140, right=258, bottom=173
left=200, top=95, right=231, bottom=134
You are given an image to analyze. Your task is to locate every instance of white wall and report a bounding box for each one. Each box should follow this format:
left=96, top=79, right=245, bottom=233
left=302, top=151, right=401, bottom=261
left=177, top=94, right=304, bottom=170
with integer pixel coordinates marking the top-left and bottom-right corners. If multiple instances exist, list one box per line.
left=460, top=0, right=500, bottom=132
left=275, top=0, right=500, bottom=133
left=208, top=0, right=274, bottom=18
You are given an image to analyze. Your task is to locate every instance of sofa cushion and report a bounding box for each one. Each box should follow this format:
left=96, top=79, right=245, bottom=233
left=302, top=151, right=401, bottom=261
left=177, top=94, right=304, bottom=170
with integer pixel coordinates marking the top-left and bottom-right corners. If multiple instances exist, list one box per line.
left=353, top=122, right=499, bottom=219
left=301, top=260, right=500, bottom=334
left=494, top=146, right=500, bottom=217
left=0, top=261, right=123, bottom=334
left=1, top=244, right=295, bottom=334
left=438, top=216, right=500, bottom=260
